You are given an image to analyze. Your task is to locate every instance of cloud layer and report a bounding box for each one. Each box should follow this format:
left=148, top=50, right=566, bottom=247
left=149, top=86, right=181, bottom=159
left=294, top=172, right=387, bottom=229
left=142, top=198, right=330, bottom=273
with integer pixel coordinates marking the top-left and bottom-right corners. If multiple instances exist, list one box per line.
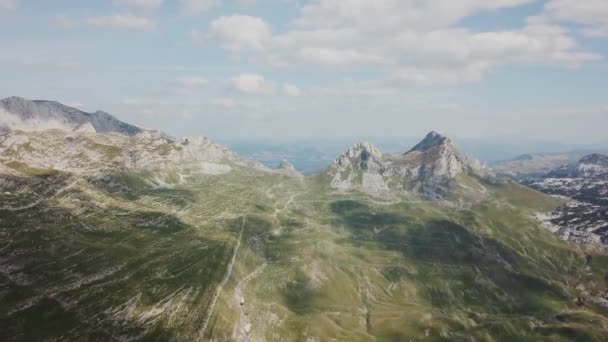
left=206, top=0, right=602, bottom=85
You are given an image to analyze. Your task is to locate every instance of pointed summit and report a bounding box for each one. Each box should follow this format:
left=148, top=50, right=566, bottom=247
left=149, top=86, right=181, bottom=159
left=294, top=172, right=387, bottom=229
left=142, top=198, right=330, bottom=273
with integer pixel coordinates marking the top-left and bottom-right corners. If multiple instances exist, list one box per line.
left=325, top=142, right=388, bottom=194
left=332, top=142, right=383, bottom=172
left=407, top=131, right=450, bottom=153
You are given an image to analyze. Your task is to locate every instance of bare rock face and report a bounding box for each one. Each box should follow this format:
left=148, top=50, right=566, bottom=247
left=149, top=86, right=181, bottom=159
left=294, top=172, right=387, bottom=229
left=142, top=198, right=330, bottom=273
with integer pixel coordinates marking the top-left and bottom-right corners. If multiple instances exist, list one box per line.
left=327, top=142, right=388, bottom=194
left=392, top=131, right=478, bottom=179
left=0, top=96, right=142, bottom=135
left=331, top=142, right=384, bottom=173
left=325, top=132, right=486, bottom=198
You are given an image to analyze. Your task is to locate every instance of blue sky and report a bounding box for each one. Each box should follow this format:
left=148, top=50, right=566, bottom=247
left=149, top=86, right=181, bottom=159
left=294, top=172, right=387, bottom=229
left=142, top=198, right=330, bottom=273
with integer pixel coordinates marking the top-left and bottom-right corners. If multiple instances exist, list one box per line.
left=0, top=0, right=607, bottom=144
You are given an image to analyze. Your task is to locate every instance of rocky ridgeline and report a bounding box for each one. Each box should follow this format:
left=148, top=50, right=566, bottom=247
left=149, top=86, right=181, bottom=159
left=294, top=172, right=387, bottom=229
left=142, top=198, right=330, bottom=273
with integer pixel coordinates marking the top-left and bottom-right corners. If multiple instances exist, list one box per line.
left=325, top=131, right=488, bottom=198
left=0, top=97, right=260, bottom=177
left=0, top=96, right=142, bottom=135
left=525, top=154, right=608, bottom=247
left=0, top=130, right=244, bottom=176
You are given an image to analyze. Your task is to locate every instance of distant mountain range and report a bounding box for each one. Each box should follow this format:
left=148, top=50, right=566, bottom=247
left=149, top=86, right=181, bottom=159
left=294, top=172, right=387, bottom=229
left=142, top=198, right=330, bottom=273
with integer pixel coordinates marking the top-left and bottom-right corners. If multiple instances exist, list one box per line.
left=524, top=153, right=608, bottom=247
left=0, top=96, right=142, bottom=135
left=492, top=151, right=600, bottom=179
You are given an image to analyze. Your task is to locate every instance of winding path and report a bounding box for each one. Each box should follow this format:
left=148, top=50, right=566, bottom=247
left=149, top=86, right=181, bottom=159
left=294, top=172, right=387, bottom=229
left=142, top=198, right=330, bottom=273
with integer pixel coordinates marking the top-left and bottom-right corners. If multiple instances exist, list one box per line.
left=198, top=221, right=245, bottom=340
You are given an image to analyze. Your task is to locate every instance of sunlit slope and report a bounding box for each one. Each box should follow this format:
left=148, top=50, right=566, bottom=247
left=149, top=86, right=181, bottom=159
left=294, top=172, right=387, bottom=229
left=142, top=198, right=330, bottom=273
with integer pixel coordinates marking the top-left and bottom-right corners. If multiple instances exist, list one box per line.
left=1, top=166, right=608, bottom=341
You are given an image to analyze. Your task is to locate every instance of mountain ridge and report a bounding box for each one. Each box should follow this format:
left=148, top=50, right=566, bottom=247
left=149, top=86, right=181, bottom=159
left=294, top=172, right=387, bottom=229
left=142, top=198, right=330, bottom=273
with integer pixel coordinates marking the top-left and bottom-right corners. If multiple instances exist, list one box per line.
left=0, top=96, right=142, bottom=135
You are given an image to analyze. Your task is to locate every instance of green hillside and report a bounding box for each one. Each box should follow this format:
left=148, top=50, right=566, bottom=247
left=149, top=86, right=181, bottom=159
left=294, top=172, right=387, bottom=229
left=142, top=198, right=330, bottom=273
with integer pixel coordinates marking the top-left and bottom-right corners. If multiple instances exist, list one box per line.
left=1, top=165, right=607, bottom=341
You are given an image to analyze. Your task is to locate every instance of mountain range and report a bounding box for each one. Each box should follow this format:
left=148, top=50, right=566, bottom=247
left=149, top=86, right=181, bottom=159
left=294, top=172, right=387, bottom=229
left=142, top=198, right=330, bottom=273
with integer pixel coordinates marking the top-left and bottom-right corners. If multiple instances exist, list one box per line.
left=2, top=97, right=608, bottom=341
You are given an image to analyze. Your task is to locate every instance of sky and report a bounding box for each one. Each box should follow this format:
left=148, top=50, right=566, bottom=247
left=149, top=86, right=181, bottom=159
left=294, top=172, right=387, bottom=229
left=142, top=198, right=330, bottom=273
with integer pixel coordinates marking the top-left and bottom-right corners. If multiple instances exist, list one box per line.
left=1, top=0, right=607, bottom=144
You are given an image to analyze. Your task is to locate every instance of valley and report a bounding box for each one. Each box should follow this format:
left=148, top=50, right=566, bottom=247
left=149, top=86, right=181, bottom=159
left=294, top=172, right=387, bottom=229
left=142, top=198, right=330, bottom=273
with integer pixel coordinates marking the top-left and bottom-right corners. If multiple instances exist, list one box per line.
left=1, top=98, right=608, bottom=341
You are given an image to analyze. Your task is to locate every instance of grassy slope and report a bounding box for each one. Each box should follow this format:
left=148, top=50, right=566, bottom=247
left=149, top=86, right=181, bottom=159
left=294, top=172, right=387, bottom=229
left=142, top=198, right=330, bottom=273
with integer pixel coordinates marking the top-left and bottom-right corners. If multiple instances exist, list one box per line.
left=1, top=168, right=608, bottom=341
left=211, top=175, right=608, bottom=341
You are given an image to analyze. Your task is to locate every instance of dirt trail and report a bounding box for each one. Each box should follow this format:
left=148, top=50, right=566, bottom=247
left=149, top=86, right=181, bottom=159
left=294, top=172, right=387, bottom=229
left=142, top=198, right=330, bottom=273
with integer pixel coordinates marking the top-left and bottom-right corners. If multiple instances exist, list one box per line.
left=198, top=222, right=245, bottom=340
left=233, top=263, right=267, bottom=341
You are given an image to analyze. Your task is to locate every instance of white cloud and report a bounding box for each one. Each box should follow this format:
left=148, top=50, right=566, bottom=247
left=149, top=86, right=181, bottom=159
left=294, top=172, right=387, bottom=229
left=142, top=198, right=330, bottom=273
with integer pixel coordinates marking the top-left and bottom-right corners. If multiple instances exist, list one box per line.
left=531, top=0, right=608, bottom=38
left=180, top=0, right=220, bottom=14
left=0, top=0, right=16, bottom=10
left=205, top=1, right=600, bottom=85
left=293, top=0, right=534, bottom=31
left=283, top=84, right=301, bottom=97
left=113, top=0, right=162, bottom=10
left=85, top=14, right=155, bottom=30
left=175, top=76, right=208, bottom=88
left=230, top=74, right=275, bottom=95
left=208, top=15, right=271, bottom=51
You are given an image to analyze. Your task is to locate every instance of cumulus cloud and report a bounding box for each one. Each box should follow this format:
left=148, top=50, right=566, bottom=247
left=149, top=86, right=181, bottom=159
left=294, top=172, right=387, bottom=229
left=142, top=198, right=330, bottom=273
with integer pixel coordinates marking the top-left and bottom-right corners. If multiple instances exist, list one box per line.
left=208, top=15, right=271, bottom=51
left=113, top=0, right=163, bottom=10
left=0, top=0, right=16, bottom=10
left=204, top=0, right=601, bottom=85
left=532, top=0, right=608, bottom=38
left=230, top=74, right=275, bottom=95
left=85, top=14, right=155, bottom=30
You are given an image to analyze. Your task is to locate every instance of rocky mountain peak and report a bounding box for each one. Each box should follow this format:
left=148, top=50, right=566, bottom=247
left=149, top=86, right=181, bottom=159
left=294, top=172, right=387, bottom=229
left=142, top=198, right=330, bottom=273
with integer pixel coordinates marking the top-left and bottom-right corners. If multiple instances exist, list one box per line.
left=326, top=133, right=488, bottom=198
left=407, top=131, right=451, bottom=153
left=333, top=142, right=384, bottom=171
